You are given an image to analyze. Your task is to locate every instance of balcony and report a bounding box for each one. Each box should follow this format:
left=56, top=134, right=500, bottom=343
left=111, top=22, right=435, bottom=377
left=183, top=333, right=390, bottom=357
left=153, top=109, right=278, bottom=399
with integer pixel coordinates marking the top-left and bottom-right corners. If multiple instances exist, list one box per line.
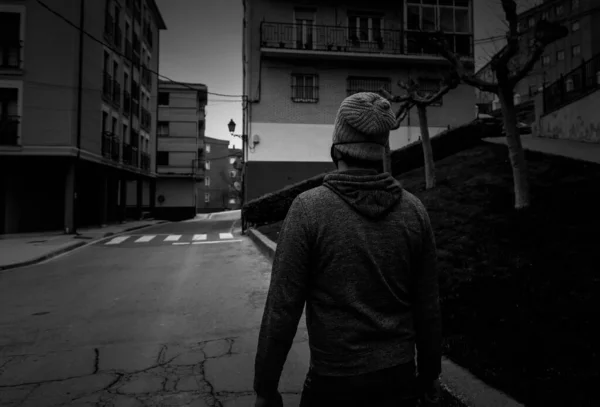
left=112, top=79, right=121, bottom=108
left=140, top=152, right=151, bottom=171
left=123, top=90, right=131, bottom=116
left=140, top=108, right=151, bottom=132
left=122, top=142, right=138, bottom=167
left=0, top=41, right=22, bottom=69
left=102, top=71, right=112, bottom=100
left=104, top=13, right=114, bottom=42
left=260, top=22, right=473, bottom=63
left=101, top=132, right=120, bottom=162
left=0, top=115, right=20, bottom=146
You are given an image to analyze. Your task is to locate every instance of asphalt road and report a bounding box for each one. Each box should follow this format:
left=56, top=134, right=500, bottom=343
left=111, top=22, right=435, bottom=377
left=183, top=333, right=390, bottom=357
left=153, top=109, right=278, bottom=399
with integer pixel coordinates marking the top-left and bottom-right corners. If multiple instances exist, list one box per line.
left=0, top=212, right=309, bottom=407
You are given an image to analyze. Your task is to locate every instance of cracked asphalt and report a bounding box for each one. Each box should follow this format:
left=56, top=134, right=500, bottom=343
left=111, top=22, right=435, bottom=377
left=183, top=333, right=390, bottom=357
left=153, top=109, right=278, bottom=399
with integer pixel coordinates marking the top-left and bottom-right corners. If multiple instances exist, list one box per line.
left=0, top=215, right=309, bottom=406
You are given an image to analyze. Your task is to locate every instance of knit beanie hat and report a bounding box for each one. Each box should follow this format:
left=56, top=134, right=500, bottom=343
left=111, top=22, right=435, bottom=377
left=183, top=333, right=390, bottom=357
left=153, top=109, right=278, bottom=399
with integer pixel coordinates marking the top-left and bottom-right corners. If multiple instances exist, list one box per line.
left=331, top=92, right=397, bottom=161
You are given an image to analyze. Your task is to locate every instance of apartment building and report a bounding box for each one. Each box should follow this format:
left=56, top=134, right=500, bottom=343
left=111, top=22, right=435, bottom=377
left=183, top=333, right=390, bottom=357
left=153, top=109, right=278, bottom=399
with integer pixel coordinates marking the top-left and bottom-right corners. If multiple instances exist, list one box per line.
left=241, top=0, right=476, bottom=201
left=476, top=0, right=595, bottom=116
left=197, top=137, right=235, bottom=213
left=0, top=0, right=166, bottom=234
left=155, top=81, right=207, bottom=220
left=228, top=147, right=243, bottom=209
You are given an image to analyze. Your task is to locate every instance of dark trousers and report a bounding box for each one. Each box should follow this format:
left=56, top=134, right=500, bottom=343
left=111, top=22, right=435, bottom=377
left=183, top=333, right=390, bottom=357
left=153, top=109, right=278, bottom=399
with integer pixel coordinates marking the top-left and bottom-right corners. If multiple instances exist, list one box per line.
left=299, top=361, right=419, bottom=407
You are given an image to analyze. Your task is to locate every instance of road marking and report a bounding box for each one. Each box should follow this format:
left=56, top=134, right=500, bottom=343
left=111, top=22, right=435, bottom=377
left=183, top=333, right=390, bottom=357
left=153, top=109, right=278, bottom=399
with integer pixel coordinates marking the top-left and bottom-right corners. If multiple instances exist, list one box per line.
left=193, top=234, right=207, bottom=241
left=192, top=239, right=243, bottom=245
left=135, top=235, right=156, bottom=243
left=105, top=236, right=130, bottom=245
left=164, top=235, right=181, bottom=242
left=173, top=242, right=190, bottom=245
left=219, top=233, right=234, bottom=239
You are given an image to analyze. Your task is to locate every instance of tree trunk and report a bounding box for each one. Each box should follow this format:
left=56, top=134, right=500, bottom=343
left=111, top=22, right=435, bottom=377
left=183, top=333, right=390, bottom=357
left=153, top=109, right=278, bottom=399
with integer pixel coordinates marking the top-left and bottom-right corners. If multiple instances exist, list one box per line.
left=417, top=104, right=436, bottom=189
left=383, top=140, right=392, bottom=174
left=498, top=84, right=531, bottom=209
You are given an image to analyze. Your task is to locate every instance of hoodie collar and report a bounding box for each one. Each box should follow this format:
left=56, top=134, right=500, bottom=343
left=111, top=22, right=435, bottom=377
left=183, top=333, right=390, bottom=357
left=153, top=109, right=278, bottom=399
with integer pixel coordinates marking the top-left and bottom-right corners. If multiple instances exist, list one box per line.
left=322, top=169, right=403, bottom=219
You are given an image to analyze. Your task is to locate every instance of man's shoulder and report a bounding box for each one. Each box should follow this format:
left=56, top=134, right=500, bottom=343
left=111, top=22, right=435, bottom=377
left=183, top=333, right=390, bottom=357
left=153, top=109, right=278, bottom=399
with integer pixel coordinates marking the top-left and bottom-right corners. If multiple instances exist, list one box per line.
left=296, top=185, right=331, bottom=205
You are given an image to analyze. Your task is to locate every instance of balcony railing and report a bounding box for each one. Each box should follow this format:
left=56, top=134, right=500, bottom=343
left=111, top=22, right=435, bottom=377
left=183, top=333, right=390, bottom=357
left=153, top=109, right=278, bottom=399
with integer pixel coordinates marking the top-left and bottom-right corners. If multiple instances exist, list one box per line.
left=122, top=142, right=138, bottom=166
left=260, top=22, right=473, bottom=58
left=0, top=115, right=20, bottom=146
left=102, top=71, right=112, bottom=100
left=140, top=152, right=151, bottom=171
left=141, top=108, right=151, bottom=131
left=104, top=13, right=114, bottom=41
left=543, top=53, right=600, bottom=115
left=101, top=132, right=120, bottom=162
left=123, top=90, right=131, bottom=116
left=0, top=42, right=22, bottom=68
left=112, top=79, right=121, bottom=107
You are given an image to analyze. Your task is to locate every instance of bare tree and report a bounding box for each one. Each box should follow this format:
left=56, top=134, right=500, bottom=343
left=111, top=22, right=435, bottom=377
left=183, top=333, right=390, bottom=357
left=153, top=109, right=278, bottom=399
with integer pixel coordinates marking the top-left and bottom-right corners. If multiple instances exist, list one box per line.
left=380, top=73, right=459, bottom=189
left=431, top=0, right=567, bottom=209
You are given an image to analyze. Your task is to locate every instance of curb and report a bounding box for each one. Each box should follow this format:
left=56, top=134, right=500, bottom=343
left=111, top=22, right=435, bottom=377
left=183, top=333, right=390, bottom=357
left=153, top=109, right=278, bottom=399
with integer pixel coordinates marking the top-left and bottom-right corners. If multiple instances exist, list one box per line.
left=0, top=221, right=170, bottom=272
left=247, top=227, right=525, bottom=407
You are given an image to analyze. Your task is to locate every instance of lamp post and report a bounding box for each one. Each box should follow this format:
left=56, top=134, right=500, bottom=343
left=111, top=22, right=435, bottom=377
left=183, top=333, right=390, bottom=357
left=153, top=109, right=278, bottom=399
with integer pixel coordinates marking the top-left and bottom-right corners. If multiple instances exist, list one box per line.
left=228, top=119, right=247, bottom=233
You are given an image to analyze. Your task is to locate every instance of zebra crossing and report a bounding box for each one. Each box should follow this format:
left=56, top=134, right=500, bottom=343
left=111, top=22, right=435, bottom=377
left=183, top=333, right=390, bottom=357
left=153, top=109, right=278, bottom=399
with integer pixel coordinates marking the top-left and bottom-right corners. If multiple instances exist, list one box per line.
left=103, top=232, right=240, bottom=246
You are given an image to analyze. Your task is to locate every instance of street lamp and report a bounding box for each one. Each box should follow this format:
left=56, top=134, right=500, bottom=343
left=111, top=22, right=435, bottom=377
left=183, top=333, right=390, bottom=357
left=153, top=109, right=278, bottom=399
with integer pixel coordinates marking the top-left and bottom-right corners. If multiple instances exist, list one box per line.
left=228, top=119, right=247, bottom=142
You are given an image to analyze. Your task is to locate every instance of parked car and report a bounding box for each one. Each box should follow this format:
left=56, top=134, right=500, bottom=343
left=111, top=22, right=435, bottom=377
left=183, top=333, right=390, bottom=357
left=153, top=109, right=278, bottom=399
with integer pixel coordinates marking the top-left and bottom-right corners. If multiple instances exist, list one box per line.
left=475, top=114, right=532, bottom=137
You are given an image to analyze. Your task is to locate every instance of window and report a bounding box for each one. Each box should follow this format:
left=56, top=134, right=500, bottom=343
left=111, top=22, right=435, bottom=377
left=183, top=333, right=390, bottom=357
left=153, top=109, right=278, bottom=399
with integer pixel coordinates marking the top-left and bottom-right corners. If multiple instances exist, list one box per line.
left=348, top=13, right=383, bottom=42
left=123, top=124, right=128, bottom=142
left=0, top=11, right=22, bottom=68
left=157, top=121, right=169, bottom=136
left=416, top=78, right=443, bottom=106
left=347, top=76, right=391, bottom=96
left=205, top=176, right=210, bottom=186
left=572, top=0, right=579, bottom=9
left=555, top=4, right=564, bottom=15
left=542, top=10, right=549, bottom=20
left=0, top=88, right=20, bottom=144
left=294, top=7, right=315, bottom=49
left=205, top=193, right=210, bottom=203
left=291, top=74, right=319, bottom=102
left=158, top=92, right=169, bottom=105
left=406, top=0, right=471, bottom=56
left=572, top=21, right=580, bottom=32
left=229, top=198, right=236, bottom=204
left=230, top=170, right=237, bottom=177
left=528, top=17, right=535, bottom=28
left=572, top=44, right=581, bottom=56
left=205, top=160, right=210, bottom=170
left=529, top=84, right=537, bottom=97
left=157, top=151, right=168, bottom=165
left=206, top=144, right=211, bottom=153
left=542, top=55, right=550, bottom=66
left=111, top=116, right=118, bottom=135
left=529, top=38, right=535, bottom=47
left=557, top=50, right=565, bottom=60
left=229, top=157, right=236, bottom=164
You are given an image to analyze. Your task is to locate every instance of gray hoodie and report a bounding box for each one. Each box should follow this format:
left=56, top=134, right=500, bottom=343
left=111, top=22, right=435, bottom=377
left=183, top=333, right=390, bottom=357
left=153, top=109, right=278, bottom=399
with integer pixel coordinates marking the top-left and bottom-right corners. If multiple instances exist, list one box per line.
left=254, top=169, right=441, bottom=397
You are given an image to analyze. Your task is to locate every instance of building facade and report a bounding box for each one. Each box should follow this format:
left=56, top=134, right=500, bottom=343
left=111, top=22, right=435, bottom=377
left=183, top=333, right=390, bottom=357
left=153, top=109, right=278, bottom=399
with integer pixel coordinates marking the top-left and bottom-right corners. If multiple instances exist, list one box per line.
left=476, top=0, right=596, bottom=116
left=242, top=0, right=476, bottom=201
left=0, top=0, right=166, bottom=234
left=155, top=81, right=207, bottom=220
left=227, top=147, right=243, bottom=210
left=196, top=137, right=236, bottom=213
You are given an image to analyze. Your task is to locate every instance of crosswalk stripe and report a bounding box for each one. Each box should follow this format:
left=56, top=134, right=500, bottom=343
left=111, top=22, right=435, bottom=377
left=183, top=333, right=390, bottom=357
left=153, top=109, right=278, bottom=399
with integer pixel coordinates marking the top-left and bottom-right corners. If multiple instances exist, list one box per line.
left=135, top=235, right=156, bottom=243
left=219, top=233, right=234, bottom=239
left=164, top=235, right=182, bottom=242
left=106, top=236, right=130, bottom=245
left=192, top=239, right=243, bottom=245
left=193, top=234, right=207, bottom=241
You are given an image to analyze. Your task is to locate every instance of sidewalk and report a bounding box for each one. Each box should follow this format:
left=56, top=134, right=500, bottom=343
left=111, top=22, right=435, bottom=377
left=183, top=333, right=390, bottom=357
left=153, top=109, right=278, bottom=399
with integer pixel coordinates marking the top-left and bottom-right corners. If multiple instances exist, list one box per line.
left=0, top=220, right=167, bottom=271
left=483, top=134, right=600, bottom=164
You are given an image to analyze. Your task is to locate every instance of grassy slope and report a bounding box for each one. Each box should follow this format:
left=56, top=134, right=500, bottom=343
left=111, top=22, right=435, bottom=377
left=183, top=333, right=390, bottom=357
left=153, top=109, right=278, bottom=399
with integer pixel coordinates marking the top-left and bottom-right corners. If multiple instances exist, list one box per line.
left=258, top=142, right=600, bottom=406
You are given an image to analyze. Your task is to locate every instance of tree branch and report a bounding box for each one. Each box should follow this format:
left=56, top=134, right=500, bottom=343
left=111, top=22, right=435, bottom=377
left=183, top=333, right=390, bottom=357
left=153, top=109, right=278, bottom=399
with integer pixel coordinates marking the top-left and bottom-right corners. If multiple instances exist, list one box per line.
left=378, top=88, right=414, bottom=130
left=429, top=32, right=498, bottom=93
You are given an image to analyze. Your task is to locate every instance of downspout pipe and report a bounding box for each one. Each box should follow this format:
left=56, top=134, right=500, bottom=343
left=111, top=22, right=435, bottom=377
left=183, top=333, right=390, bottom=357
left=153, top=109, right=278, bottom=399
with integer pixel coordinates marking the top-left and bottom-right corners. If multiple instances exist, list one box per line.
left=73, top=0, right=85, bottom=234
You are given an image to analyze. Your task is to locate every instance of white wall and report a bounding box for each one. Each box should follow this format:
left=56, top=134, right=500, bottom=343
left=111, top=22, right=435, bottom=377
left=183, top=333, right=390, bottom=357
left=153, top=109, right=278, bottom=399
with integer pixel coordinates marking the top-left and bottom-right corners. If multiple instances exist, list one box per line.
left=247, top=122, right=446, bottom=162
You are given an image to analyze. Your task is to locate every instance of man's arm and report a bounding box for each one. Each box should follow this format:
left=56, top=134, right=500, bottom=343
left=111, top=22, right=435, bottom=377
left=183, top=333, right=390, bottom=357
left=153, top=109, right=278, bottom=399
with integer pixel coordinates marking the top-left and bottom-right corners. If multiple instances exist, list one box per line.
left=254, top=197, right=311, bottom=398
left=413, top=205, right=442, bottom=386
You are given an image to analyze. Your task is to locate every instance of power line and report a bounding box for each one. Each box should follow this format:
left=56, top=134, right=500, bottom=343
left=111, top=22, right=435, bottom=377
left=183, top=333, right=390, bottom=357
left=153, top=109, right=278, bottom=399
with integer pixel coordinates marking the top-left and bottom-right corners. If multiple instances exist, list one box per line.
left=35, top=0, right=245, bottom=99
